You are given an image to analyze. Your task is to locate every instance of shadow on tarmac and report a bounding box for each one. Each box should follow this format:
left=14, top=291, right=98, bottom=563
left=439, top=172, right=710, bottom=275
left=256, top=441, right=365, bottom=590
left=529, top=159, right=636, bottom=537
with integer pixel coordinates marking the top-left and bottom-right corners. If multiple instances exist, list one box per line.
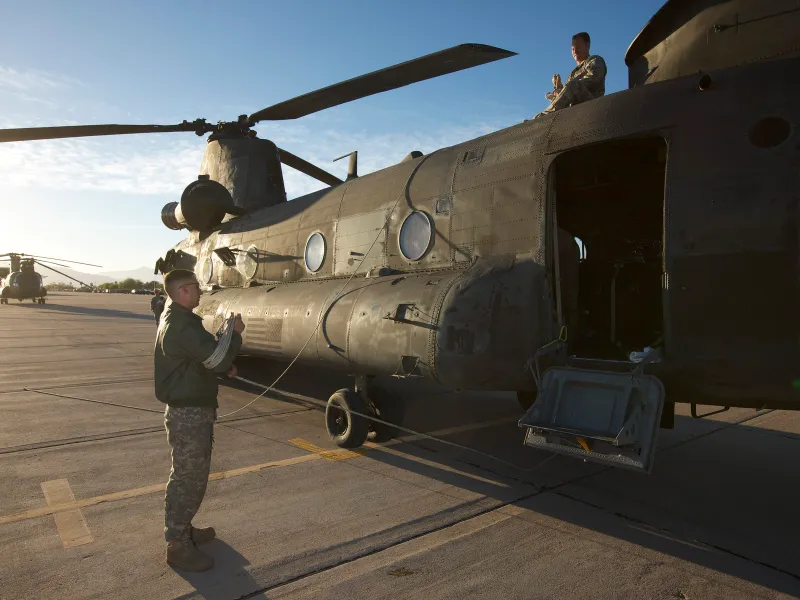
left=11, top=301, right=155, bottom=321
left=221, top=356, right=800, bottom=597
left=171, top=539, right=258, bottom=600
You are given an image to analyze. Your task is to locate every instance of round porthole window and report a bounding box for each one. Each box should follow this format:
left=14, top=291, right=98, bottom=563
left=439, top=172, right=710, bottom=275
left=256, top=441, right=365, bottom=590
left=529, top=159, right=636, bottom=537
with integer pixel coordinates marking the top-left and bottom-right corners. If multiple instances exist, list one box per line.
left=199, top=256, right=214, bottom=284
left=748, top=116, right=791, bottom=149
left=399, top=211, right=433, bottom=261
left=237, top=245, right=259, bottom=279
left=305, top=232, right=326, bottom=272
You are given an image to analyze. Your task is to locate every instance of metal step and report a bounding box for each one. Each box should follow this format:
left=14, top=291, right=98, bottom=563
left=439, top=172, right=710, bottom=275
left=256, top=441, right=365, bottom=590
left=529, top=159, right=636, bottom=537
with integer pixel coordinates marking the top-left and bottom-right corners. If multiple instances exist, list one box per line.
left=518, top=366, right=665, bottom=473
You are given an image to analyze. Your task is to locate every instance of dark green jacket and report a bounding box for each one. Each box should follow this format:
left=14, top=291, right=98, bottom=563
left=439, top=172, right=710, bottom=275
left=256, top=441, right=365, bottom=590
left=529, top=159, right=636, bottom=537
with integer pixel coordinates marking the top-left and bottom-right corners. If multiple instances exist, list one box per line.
left=154, top=300, right=242, bottom=408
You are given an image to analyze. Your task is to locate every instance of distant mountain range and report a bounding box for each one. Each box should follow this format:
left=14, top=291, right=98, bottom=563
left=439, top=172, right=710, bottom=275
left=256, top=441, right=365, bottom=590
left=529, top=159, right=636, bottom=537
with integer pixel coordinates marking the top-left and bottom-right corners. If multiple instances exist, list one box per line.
left=42, top=266, right=159, bottom=286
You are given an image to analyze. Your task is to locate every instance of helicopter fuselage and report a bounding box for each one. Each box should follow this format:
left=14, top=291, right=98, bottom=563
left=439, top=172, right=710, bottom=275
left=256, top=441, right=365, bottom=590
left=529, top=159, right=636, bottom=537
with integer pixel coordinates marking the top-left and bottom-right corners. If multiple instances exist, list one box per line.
left=157, top=52, right=800, bottom=411
left=0, top=270, right=47, bottom=304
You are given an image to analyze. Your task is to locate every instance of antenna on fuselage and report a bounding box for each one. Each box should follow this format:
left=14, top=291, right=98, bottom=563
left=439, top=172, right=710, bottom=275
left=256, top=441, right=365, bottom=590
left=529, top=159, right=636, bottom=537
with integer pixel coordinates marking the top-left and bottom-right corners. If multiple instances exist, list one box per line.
left=333, top=151, right=358, bottom=180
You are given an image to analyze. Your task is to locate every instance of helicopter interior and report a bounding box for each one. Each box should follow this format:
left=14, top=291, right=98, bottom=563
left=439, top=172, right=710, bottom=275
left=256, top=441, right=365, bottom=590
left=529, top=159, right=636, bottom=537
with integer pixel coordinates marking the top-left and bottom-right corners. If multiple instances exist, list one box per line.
left=554, top=135, right=667, bottom=360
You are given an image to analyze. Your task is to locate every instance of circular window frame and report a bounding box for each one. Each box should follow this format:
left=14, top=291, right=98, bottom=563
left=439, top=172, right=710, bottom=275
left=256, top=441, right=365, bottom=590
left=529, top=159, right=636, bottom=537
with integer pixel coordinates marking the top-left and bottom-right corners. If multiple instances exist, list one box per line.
left=398, top=210, right=434, bottom=262
left=199, top=256, right=214, bottom=284
left=237, top=245, right=259, bottom=280
left=748, top=116, right=792, bottom=149
left=304, top=231, right=327, bottom=273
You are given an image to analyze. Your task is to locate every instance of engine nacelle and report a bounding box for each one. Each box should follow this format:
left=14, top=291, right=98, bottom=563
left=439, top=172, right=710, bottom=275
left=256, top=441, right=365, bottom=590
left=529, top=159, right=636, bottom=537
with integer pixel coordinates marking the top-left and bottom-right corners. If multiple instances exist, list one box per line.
left=161, top=136, right=288, bottom=232
left=161, top=176, right=235, bottom=232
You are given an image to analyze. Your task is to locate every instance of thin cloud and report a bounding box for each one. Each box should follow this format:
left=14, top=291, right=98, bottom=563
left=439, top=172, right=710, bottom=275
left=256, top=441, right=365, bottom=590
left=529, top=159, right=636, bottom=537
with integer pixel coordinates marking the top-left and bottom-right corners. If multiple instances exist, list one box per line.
left=0, top=66, right=84, bottom=114
left=0, top=66, right=82, bottom=93
left=0, top=120, right=508, bottom=199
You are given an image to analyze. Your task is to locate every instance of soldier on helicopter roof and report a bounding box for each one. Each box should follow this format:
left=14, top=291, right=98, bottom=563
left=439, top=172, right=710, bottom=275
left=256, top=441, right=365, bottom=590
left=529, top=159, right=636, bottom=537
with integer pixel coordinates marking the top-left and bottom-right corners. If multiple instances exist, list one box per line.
left=532, top=32, right=607, bottom=119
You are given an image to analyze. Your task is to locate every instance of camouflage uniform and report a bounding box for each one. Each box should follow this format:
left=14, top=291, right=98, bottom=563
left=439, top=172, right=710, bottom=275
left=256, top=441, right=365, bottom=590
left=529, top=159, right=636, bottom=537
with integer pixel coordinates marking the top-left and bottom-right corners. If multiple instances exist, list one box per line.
left=154, top=302, right=242, bottom=543
left=163, top=406, right=216, bottom=542
left=151, top=294, right=166, bottom=325
left=535, top=55, right=607, bottom=118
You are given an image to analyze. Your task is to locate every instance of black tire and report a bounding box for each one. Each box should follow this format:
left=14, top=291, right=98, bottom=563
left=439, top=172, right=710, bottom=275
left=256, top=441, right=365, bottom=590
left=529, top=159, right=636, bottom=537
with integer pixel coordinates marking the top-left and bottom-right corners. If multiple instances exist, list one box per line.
left=326, top=388, right=370, bottom=449
left=517, top=390, right=538, bottom=411
left=367, top=387, right=405, bottom=443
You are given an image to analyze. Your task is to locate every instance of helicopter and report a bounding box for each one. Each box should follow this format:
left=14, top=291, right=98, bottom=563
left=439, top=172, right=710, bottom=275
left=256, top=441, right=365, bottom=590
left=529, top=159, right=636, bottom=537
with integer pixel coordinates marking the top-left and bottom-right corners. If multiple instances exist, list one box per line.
left=1, top=0, right=798, bottom=473
left=0, top=253, right=100, bottom=304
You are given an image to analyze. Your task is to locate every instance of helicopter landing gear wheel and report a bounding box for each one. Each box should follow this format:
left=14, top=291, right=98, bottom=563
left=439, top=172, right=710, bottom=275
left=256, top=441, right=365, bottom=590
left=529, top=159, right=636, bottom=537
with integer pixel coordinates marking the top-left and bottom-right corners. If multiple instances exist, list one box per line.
left=325, top=388, right=370, bottom=449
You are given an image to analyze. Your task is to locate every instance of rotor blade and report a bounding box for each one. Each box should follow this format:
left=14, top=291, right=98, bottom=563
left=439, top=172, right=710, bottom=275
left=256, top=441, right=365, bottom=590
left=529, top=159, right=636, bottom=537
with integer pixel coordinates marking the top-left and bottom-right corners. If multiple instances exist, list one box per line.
left=0, top=120, right=211, bottom=144
left=278, top=148, right=343, bottom=187
left=34, top=259, right=76, bottom=270
left=26, top=255, right=102, bottom=268
left=250, top=44, right=516, bottom=122
left=34, top=261, right=90, bottom=288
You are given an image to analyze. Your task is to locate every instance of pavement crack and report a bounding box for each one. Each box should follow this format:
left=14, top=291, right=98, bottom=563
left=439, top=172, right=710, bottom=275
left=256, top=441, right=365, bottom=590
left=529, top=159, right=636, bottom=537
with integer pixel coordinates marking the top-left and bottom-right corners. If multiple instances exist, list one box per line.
left=229, top=492, right=543, bottom=600
left=24, top=388, right=164, bottom=414
left=0, top=376, right=154, bottom=395
left=0, top=407, right=313, bottom=456
left=4, top=353, right=149, bottom=366
left=550, top=488, right=800, bottom=583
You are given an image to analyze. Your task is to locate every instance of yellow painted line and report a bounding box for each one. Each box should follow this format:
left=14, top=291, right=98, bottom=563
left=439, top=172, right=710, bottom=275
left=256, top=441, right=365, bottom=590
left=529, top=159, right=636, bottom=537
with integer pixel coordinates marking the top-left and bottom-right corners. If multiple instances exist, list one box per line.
left=1, top=416, right=518, bottom=527
left=0, top=453, right=321, bottom=526
left=289, top=438, right=365, bottom=461
left=41, top=479, right=94, bottom=548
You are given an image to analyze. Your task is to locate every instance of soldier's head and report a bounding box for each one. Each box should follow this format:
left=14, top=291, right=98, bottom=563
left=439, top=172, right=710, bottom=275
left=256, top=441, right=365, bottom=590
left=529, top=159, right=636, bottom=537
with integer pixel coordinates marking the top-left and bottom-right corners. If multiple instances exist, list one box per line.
left=572, top=32, right=590, bottom=64
left=164, top=269, right=201, bottom=309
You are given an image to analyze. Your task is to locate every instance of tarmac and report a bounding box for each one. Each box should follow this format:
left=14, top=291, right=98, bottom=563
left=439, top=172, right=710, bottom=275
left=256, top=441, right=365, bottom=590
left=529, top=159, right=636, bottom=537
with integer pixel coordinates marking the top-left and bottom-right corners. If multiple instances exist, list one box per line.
left=1, top=291, right=799, bottom=600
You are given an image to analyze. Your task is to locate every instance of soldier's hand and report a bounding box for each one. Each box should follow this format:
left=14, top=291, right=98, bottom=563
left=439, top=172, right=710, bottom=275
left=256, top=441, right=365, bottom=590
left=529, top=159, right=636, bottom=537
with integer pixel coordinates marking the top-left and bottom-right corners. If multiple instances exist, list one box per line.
left=227, top=364, right=238, bottom=378
left=233, top=314, right=245, bottom=334
left=553, top=73, right=562, bottom=89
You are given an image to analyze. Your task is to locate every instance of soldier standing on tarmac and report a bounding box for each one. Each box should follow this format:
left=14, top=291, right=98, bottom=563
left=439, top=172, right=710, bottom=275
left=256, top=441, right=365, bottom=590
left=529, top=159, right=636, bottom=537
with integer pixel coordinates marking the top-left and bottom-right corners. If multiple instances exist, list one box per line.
left=151, top=289, right=166, bottom=325
left=154, top=269, right=245, bottom=572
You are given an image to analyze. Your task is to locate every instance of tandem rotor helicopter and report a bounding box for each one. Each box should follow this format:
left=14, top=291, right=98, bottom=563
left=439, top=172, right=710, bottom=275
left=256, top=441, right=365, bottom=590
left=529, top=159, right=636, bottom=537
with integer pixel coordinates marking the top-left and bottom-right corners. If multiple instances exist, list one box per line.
left=0, top=253, right=100, bottom=304
left=1, top=0, right=797, bottom=473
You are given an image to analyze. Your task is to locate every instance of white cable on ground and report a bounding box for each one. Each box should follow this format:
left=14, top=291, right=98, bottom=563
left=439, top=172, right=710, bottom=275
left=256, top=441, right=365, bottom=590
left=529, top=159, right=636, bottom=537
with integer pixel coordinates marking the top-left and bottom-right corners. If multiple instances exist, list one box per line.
left=232, top=374, right=558, bottom=475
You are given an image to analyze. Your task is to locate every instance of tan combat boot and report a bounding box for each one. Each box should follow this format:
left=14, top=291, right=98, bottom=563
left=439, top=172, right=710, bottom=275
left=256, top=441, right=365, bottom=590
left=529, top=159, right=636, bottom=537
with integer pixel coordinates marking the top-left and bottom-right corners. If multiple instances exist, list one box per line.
left=166, top=540, right=214, bottom=572
left=190, top=525, right=216, bottom=545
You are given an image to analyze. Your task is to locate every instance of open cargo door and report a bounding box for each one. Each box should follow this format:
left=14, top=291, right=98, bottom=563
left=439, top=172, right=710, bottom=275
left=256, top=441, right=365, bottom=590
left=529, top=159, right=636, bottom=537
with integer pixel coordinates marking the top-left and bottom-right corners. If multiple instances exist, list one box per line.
left=518, top=366, right=665, bottom=473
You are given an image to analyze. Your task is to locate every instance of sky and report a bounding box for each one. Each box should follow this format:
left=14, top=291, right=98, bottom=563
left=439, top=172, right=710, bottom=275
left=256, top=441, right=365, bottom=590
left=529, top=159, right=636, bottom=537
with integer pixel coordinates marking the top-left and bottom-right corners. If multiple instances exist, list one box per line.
left=0, top=0, right=665, bottom=272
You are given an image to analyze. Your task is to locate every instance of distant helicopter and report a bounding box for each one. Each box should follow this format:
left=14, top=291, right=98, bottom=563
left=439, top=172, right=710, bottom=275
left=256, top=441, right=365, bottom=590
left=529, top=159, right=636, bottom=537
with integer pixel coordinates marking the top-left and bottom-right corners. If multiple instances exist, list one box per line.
left=0, top=253, right=100, bottom=304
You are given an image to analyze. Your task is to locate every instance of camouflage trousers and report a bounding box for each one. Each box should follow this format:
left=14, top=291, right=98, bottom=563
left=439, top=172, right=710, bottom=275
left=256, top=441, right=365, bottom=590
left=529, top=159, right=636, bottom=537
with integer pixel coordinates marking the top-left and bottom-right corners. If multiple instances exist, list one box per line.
left=535, top=79, right=598, bottom=118
left=163, top=405, right=216, bottom=543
